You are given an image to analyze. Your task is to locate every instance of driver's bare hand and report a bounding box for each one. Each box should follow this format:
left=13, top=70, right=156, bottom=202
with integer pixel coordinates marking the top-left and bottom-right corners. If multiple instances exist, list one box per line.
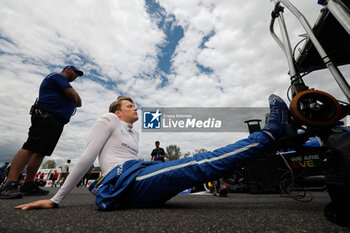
left=15, top=200, right=56, bottom=211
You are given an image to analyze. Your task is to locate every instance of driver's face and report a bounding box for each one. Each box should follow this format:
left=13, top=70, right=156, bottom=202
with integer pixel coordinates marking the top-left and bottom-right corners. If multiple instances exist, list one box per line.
left=116, top=100, right=138, bottom=124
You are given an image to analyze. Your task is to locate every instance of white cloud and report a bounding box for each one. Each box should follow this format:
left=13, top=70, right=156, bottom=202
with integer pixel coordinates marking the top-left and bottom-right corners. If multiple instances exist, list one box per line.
left=0, top=0, right=349, bottom=167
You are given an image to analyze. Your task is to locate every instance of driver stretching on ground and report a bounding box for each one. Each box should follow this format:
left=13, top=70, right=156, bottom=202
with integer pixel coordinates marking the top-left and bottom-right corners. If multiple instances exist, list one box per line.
left=16, top=94, right=293, bottom=210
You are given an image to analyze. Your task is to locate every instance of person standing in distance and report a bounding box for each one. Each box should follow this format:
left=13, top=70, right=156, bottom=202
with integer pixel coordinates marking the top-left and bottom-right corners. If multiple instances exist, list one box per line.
left=0, top=66, right=83, bottom=199
left=56, top=160, right=71, bottom=186
left=151, top=141, right=167, bottom=162
left=0, top=162, right=10, bottom=185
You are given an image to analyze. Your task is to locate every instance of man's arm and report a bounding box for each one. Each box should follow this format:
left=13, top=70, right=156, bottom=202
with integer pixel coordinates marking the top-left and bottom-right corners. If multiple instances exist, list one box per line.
left=15, top=114, right=117, bottom=210
left=63, top=88, right=82, bottom=107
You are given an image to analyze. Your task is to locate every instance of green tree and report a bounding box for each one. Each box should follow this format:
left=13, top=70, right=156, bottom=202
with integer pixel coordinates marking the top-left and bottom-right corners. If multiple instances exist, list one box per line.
left=172, top=148, right=208, bottom=159
left=166, top=144, right=182, bottom=161
left=183, top=152, right=191, bottom=158
left=41, top=160, right=56, bottom=169
left=193, top=148, right=208, bottom=156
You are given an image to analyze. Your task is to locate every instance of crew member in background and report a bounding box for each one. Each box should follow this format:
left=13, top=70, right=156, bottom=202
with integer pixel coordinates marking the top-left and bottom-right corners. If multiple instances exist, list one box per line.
left=151, top=141, right=167, bottom=162
left=56, top=160, right=71, bottom=186
left=0, top=162, right=9, bottom=185
left=51, top=170, right=58, bottom=187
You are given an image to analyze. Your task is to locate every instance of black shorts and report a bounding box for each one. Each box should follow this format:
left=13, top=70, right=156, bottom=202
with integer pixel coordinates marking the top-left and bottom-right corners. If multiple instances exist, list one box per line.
left=22, top=109, right=66, bottom=156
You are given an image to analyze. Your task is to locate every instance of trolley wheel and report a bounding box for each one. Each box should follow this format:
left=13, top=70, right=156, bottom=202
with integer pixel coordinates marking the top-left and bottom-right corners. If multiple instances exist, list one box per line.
left=290, top=90, right=341, bottom=126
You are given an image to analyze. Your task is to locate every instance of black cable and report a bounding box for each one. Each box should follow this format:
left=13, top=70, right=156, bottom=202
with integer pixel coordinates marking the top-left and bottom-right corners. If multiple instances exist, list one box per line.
left=337, top=99, right=350, bottom=106
left=286, top=84, right=292, bottom=102
left=277, top=152, right=313, bottom=202
left=292, top=37, right=307, bottom=62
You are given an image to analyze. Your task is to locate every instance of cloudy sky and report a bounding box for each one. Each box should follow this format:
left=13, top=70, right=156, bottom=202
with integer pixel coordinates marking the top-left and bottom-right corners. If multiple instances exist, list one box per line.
left=1, top=0, right=349, bottom=167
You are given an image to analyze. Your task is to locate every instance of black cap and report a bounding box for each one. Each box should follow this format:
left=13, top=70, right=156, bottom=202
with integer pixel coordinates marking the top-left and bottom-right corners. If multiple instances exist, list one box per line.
left=64, top=65, right=83, bottom=76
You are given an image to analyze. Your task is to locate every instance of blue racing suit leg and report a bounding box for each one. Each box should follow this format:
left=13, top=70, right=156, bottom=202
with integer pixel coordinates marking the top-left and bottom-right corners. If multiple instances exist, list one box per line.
left=124, top=131, right=274, bottom=207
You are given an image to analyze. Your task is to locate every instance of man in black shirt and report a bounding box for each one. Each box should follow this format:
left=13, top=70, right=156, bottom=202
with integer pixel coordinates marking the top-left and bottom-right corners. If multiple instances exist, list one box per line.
left=151, top=141, right=166, bottom=162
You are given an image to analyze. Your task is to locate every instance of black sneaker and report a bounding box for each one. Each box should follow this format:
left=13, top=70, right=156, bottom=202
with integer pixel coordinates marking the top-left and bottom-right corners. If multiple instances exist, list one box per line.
left=0, top=181, right=22, bottom=199
left=20, top=182, right=50, bottom=196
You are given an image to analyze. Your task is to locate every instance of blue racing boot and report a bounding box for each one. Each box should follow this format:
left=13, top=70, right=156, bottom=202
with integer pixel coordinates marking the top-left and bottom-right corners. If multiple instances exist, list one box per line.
left=262, top=94, right=294, bottom=140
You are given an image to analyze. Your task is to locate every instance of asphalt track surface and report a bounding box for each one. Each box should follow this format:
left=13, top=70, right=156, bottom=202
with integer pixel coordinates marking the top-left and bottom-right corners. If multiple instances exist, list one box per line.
left=0, top=187, right=349, bottom=233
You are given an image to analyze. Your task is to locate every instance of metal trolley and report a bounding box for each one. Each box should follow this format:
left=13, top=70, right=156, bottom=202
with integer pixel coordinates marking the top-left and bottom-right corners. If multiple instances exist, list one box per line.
left=270, top=0, right=350, bottom=127
left=270, top=0, right=350, bottom=226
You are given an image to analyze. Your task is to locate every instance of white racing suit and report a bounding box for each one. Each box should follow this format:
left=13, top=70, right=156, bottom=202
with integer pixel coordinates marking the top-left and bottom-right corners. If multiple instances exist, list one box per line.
left=89, top=131, right=274, bottom=210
